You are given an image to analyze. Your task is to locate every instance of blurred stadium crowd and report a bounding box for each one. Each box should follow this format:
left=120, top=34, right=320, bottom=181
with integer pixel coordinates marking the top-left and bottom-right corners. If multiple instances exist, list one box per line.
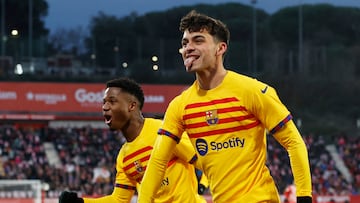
left=0, top=124, right=359, bottom=198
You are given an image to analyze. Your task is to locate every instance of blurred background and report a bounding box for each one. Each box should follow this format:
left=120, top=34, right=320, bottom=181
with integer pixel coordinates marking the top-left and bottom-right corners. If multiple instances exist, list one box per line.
left=0, top=1, right=359, bottom=203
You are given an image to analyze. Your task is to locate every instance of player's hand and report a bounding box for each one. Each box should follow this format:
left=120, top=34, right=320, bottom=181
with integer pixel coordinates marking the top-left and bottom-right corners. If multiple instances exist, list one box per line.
left=59, top=191, right=84, bottom=203
left=297, top=196, right=312, bottom=203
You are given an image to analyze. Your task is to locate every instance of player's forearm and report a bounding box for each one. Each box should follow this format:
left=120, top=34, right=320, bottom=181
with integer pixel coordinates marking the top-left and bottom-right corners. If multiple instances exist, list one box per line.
left=83, top=196, right=119, bottom=203
left=138, top=135, right=177, bottom=203
left=83, top=187, right=134, bottom=203
left=287, top=140, right=312, bottom=197
left=273, top=121, right=312, bottom=197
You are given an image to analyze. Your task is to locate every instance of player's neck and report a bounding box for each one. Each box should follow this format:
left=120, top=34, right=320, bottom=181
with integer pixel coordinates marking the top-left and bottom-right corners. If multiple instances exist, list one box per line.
left=196, top=67, right=227, bottom=90
left=123, top=114, right=145, bottom=142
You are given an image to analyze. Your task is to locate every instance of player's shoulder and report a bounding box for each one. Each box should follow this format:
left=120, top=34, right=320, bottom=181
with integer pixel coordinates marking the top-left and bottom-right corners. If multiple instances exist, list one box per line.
left=178, top=81, right=196, bottom=96
left=227, top=70, right=263, bottom=84
left=142, top=118, right=163, bottom=135
left=168, top=82, right=195, bottom=107
left=225, top=71, right=269, bottom=94
left=144, top=117, right=162, bottom=126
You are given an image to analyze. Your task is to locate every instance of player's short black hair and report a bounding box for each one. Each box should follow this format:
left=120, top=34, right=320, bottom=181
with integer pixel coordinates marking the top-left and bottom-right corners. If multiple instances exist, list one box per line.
left=106, top=77, right=145, bottom=110
left=179, top=10, right=230, bottom=45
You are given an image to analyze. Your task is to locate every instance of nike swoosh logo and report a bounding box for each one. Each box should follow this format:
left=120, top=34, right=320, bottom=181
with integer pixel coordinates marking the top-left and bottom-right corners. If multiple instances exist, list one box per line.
left=261, top=86, right=268, bottom=94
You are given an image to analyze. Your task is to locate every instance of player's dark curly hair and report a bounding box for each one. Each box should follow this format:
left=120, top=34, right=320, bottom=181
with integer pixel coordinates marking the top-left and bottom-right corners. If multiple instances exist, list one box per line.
left=106, top=77, right=145, bottom=110
left=179, top=10, right=230, bottom=45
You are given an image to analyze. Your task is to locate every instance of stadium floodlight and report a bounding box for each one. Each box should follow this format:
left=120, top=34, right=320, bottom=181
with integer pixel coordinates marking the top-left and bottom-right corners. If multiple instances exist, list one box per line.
left=151, top=55, right=158, bottom=62
left=11, top=29, right=18, bottom=37
left=14, top=63, right=23, bottom=75
left=152, top=64, right=159, bottom=71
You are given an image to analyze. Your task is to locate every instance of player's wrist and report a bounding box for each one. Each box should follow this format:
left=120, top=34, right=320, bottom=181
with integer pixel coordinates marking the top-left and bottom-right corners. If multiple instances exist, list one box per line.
left=297, top=196, right=312, bottom=203
left=75, top=197, right=84, bottom=203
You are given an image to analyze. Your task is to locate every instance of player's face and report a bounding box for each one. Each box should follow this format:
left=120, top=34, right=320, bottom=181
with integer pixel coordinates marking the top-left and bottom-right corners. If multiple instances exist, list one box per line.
left=181, top=29, right=219, bottom=72
left=102, top=87, right=136, bottom=131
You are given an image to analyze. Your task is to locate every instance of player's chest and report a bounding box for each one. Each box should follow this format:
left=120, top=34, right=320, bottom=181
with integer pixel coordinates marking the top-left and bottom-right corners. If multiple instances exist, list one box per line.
left=122, top=145, right=152, bottom=182
left=182, top=96, right=256, bottom=133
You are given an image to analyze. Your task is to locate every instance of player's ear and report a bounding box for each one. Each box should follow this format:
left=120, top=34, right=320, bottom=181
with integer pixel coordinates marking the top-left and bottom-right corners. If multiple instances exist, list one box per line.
left=216, top=42, right=227, bottom=56
left=129, top=101, right=137, bottom=111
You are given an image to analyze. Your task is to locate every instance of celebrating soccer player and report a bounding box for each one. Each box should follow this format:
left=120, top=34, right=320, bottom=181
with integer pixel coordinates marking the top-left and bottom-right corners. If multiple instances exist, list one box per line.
left=138, top=10, right=312, bottom=203
left=59, top=77, right=206, bottom=203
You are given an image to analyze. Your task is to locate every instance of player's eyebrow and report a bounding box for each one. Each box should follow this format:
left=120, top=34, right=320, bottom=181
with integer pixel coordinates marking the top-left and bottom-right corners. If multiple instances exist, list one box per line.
left=182, top=34, right=205, bottom=45
left=103, top=95, right=117, bottom=101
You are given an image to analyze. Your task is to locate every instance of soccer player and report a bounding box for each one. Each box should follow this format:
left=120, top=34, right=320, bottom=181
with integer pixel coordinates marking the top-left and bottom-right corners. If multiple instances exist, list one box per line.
left=138, top=10, right=312, bottom=203
left=59, top=77, right=206, bottom=203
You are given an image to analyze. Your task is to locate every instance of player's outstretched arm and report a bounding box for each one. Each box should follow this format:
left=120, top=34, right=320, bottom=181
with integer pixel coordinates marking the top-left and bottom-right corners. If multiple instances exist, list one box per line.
left=272, top=120, right=312, bottom=201
left=83, top=187, right=134, bottom=203
left=59, top=187, right=134, bottom=203
left=137, top=134, right=177, bottom=203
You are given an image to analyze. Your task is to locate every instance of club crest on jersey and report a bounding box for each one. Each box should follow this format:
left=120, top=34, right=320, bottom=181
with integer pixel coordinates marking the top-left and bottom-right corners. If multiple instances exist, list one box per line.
left=205, top=109, right=218, bottom=125
left=134, top=160, right=145, bottom=173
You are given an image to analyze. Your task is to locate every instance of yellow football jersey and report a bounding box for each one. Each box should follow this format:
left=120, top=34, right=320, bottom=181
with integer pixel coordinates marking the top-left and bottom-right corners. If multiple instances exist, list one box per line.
left=157, top=71, right=311, bottom=202
left=84, top=118, right=206, bottom=203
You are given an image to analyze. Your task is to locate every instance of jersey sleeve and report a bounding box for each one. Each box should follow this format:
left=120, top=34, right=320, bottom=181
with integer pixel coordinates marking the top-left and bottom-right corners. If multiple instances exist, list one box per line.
left=83, top=150, right=136, bottom=203
left=272, top=120, right=312, bottom=197
left=248, top=82, right=290, bottom=131
left=173, top=132, right=197, bottom=163
left=248, top=80, right=312, bottom=197
left=83, top=187, right=134, bottom=203
left=158, top=95, right=186, bottom=141
left=137, top=135, right=177, bottom=203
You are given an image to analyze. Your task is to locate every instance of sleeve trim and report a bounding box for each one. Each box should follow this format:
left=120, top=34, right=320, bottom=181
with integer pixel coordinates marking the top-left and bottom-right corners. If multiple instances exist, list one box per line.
left=158, top=129, right=180, bottom=143
left=270, top=114, right=293, bottom=134
left=114, top=183, right=136, bottom=190
left=189, top=154, right=197, bottom=164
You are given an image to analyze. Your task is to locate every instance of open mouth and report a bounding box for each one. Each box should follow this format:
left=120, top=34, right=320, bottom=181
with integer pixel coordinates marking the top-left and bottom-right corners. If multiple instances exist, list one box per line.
left=184, top=55, right=199, bottom=69
left=104, top=115, right=112, bottom=125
